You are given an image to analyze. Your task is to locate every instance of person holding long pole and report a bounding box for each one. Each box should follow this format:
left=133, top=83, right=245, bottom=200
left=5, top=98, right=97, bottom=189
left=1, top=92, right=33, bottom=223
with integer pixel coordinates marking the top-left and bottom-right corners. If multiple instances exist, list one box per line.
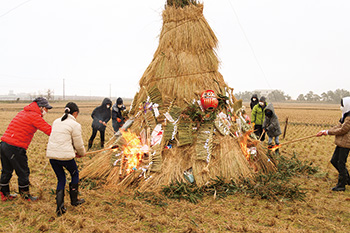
left=88, top=98, right=112, bottom=149
left=0, top=97, right=52, bottom=201
left=46, top=102, right=86, bottom=216
left=317, top=97, right=350, bottom=191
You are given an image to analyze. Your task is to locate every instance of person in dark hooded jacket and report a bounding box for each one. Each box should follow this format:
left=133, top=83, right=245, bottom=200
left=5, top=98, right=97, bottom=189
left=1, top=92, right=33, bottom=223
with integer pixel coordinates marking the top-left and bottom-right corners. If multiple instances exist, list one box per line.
left=88, top=98, right=112, bottom=149
left=317, top=96, right=350, bottom=191
left=112, top=97, right=126, bottom=133
left=263, top=103, right=282, bottom=153
left=250, top=94, right=259, bottom=110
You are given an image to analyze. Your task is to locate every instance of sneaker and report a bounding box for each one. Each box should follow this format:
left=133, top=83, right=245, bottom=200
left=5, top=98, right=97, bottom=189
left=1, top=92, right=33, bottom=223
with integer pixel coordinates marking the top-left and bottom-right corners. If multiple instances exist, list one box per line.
left=21, top=193, right=39, bottom=201
left=0, top=191, right=17, bottom=201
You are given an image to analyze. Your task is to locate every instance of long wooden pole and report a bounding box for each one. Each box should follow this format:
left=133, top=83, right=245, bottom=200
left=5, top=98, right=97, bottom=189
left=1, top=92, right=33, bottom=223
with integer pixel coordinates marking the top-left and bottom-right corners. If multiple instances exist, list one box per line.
left=279, top=134, right=317, bottom=146
left=85, top=145, right=119, bottom=155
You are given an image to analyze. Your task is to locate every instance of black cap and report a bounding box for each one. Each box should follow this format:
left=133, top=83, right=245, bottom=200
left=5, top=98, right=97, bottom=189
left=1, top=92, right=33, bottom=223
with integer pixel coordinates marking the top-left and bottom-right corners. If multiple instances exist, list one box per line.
left=260, top=96, right=266, bottom=102
left=33, top=97, right=53, bottom=109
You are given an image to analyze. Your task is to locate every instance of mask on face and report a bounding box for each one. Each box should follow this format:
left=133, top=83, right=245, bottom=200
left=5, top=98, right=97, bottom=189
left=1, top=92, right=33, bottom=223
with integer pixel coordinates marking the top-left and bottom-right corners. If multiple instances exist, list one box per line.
left=252, top=98, right=256, bottom=101
left=41, top=109, right=47, bottom=116
left=107, top=105, right=110, bottom=108
left=259, top=102, right=264, bottom=106
left=118, top=104, right=122, bottom=108
left=341, top=106, right=345, bottom=114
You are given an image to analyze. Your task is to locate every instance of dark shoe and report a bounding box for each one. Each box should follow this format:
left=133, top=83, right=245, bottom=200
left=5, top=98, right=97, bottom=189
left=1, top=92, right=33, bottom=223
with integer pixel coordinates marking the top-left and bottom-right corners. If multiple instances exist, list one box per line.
left=69, top=183, right=85, bottom=206
left=100, top=141, right=104, bottom=148
left=21, top=192, right=39, bottom=201
left=275, top=143, right=280, bottom=155
left=332, top=175, right=346, bottom=191
left=346, top=171, right=350, bottom=185
left=88, top=140, right=93, bottom=150
left=332, top=185, right=345, bottom=191
left=19, top=187, right=38, bottom=201
left=56, top=189, right=66, bottom=217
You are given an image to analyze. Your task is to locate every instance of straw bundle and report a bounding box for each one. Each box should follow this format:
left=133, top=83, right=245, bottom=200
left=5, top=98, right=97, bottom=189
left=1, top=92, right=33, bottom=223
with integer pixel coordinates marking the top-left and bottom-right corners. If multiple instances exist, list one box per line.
left=81, top=1, right=277, bottom=192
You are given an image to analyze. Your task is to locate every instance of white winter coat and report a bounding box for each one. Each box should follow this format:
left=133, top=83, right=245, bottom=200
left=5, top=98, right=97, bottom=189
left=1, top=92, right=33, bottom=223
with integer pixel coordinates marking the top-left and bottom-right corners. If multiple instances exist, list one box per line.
left=46, top=114, right=86, bottom=160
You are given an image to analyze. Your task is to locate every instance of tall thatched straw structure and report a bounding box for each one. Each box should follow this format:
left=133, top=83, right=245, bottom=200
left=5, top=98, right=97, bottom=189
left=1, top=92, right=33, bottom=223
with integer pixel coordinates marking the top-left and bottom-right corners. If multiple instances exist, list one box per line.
left=81, top=0, right=276, bottom=192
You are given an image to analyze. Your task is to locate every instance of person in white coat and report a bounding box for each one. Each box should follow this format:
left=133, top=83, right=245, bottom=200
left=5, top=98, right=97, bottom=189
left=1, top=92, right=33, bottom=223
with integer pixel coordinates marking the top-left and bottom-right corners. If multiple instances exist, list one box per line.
left=46, top=102, right=86, bottom=216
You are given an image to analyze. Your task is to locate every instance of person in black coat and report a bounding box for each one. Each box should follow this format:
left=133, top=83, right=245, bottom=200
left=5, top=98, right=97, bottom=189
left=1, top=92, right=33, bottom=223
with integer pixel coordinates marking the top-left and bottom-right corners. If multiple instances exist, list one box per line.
left=88, top=98, right=112, bottom=149
left=250, top=94, right=259, bottom=110
left=112, top=97, right=126, bottom=133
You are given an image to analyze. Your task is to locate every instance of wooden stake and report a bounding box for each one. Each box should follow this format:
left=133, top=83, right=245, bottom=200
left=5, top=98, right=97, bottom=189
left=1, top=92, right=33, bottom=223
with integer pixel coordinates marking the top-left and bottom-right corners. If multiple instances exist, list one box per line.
left=282, top=117, right=288, bottom=140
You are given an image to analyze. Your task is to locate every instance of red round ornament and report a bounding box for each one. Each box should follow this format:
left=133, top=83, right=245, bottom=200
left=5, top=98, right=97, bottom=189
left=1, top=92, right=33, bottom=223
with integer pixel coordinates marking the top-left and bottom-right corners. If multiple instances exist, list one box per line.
left=200, top=90, right=218, bottom=111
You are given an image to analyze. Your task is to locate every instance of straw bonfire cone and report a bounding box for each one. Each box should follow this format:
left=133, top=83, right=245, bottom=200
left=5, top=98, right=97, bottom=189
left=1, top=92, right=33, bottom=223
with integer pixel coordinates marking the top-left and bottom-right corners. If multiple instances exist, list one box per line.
left=80, top=0, right=276, bottom=192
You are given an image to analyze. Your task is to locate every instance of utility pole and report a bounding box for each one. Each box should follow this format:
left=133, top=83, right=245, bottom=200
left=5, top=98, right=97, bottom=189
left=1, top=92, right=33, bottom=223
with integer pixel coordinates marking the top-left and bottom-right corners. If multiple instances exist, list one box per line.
left=63, top=78, right=65, bottom=100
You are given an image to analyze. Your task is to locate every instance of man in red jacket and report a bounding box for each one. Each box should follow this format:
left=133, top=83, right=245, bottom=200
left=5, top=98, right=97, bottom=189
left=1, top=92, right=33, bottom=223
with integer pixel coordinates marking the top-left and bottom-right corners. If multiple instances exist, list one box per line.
left=0, top=97, right=52, bottom=201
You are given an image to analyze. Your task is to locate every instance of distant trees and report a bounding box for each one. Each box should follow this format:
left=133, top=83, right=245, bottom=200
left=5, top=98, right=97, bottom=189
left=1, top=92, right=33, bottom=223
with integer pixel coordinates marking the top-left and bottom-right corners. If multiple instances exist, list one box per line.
left=234, top=90, right=290, bottom=102
left=234, top=89, right=349, bottom=103
left=267, top=90, right=291, bottom=102
left=234, top=91, right=261, bottom=102
left=297, top=89, right=350, bottom=103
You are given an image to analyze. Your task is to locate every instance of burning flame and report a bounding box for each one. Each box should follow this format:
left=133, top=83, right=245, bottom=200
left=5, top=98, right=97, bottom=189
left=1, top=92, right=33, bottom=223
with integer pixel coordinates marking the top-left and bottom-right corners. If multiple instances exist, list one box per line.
left=269, top=144, right=281, bottom=152
left=121, top=130, right=147, bottom=174
left=239, top=130, right=253, bottom=160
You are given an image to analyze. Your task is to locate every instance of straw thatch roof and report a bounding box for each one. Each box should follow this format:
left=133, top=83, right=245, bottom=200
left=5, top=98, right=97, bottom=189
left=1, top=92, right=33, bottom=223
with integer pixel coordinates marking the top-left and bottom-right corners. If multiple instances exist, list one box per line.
left=81, top=1, right=276, bottom=192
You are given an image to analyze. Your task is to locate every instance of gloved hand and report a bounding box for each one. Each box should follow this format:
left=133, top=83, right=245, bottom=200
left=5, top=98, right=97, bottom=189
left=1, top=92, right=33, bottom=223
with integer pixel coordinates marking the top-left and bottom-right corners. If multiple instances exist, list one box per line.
left=252, top=122, right=255, bottom=128
left=117, top=118, right=122, bottom=123
left=316, top=130, right=328, bottom=136
left=75, top=153, right=83, bottom=158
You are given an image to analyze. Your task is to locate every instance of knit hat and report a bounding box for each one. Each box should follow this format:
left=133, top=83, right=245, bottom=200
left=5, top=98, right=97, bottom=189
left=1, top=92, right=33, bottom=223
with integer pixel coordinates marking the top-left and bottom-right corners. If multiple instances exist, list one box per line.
left=117, top=97, right=123, bottom=105
left=260, top=96, right=266, bottom=102
left=33, top=97, right=52, bottom=109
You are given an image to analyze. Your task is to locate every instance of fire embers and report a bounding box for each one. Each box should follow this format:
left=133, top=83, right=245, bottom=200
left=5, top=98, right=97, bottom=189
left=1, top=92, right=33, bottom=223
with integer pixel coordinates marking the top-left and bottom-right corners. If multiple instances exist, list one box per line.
left=200, top=90, right=218, bottom=111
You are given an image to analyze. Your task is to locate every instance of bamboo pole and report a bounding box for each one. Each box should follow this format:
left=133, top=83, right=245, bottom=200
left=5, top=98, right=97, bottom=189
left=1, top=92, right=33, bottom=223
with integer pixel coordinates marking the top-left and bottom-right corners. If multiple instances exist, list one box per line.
left=279, top=134, right=317, bottom=146
left=85, top=145, right=119, bottom=155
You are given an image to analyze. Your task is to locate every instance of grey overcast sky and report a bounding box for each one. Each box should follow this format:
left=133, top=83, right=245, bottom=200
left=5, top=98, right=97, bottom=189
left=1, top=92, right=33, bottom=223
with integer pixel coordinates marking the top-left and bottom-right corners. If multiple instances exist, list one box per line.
left=0, top=0, right=349, bottom=99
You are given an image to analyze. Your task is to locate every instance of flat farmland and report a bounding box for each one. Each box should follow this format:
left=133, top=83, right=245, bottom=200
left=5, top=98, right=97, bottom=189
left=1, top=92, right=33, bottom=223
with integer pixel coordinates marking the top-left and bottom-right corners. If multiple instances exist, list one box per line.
left=1, top=101, right=350, bottom=233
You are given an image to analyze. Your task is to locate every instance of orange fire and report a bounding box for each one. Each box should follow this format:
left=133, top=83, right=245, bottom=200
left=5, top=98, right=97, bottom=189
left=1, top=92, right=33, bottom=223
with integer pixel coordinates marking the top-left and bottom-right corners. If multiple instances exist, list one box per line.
left=121, top=130, right=145, bottom=174
left=239, top=130, right=254, bottom=161
left=269, top=144, right=281, bottom=152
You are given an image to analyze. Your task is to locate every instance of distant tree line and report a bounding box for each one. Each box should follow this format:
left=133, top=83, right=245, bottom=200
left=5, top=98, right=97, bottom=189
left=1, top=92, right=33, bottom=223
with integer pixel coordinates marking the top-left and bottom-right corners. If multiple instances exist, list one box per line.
left=235, top=89, right=350, bottom=103
left=296, top=89, right=350, bottom=103
left=235, top=90, right=291, bottom=102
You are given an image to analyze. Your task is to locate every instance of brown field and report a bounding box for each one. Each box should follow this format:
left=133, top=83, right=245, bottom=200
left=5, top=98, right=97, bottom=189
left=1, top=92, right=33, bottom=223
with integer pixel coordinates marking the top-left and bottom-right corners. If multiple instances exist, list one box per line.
left=1, top=101, right=350, bottom=232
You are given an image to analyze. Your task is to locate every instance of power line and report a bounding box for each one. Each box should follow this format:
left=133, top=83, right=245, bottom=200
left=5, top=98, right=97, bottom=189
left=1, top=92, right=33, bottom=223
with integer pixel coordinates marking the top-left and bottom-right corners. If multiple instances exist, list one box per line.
left=0, top=0, right=33, bottom=19
left=226, top=0, right=272, bottom=89
left=225, top=0, right=286, bottom=103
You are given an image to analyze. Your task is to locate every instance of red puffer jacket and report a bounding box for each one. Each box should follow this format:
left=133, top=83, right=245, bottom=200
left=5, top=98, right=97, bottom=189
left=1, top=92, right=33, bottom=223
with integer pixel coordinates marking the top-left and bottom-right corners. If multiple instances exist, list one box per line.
left=1, top=102, right=52, bottom=150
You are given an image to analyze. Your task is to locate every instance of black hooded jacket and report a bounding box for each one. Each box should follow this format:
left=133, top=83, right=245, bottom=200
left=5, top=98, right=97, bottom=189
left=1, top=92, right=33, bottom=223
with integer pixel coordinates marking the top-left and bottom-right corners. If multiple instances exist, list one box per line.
left=112, top=97, right=126, bottom=123
left=91, top=98, right=112, bottom=130
left=250, top=94, right=259, bottom=110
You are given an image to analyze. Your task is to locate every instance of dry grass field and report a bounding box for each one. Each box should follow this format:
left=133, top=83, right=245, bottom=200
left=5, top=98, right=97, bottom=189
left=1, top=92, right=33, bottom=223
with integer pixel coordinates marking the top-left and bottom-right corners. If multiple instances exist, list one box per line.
left=1, top=100, right=350, bottom=232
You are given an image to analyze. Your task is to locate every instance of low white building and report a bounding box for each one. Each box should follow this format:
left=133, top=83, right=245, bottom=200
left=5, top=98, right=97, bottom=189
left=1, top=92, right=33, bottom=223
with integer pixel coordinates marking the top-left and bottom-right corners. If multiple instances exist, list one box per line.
left=254, top=89, right=274, bottom=97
